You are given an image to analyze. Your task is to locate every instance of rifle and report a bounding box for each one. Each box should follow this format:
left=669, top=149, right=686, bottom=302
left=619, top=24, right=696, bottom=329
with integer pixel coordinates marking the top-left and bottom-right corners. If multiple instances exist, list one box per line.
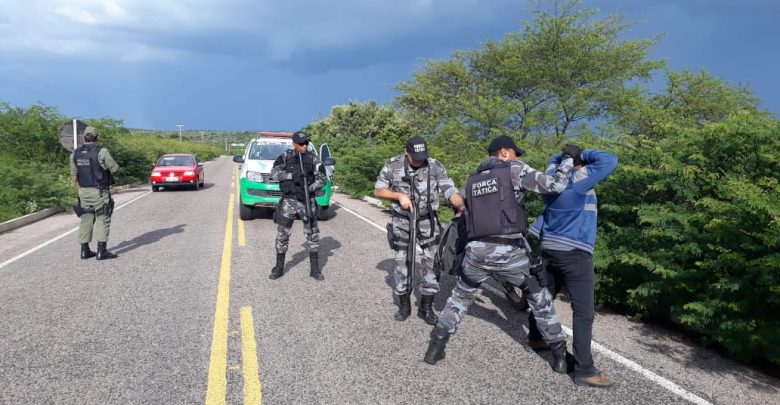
left=297, top=152, right=315, bottom=230
left=401, top=175, right=418, bottom=292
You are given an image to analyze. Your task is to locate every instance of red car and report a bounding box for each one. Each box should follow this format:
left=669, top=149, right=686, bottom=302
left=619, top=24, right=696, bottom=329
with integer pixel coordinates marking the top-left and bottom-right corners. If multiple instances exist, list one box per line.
left=150, top=153, right=205, bottom=191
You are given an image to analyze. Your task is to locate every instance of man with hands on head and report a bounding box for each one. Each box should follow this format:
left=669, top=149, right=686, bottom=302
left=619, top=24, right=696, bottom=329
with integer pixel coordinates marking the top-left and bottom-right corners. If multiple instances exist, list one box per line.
left=526, top=143, right=618, bottom=388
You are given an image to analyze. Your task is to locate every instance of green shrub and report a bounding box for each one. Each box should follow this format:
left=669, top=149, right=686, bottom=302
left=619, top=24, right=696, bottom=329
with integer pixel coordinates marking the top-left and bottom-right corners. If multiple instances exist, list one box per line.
left=0, top=156, right=74, bottom=222
left=598, top=112, right=780, bottom=364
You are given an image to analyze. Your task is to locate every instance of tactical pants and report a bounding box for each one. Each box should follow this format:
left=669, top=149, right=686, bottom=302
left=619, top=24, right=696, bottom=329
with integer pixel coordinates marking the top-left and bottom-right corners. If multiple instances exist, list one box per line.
left=274, top=197, right=319, bottom=254
left=437, top=243, right=567, bottom=343
left=390, top=215, right=439, bottom=296
left=528, top=249, right=598, bottom=378
left=78, top=187, right=111, bottom=244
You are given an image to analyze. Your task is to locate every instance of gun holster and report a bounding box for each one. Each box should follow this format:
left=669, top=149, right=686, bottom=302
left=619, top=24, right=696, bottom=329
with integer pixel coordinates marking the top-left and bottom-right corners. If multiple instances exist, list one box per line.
left=74, top=198, right=99, bottom=218
left=73, top=198, right=83, bottom=217
left=529, top=257, right=547, bottom=288
left=94, top=197, right=115, bottom=218
left=386, top=223, right=396, bottom=250
left=104, top=198, right=115, bottom=217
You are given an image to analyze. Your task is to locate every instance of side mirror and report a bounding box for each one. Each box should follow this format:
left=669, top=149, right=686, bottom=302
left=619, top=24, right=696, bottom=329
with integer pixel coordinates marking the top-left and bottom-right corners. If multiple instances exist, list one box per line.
left=151, top=162, right=157, bottom=168
left=322, top=158, right=336, bottom=166
left=197, top=162, right=204, bottom=167
left=233, top=154, right=244, bottom=163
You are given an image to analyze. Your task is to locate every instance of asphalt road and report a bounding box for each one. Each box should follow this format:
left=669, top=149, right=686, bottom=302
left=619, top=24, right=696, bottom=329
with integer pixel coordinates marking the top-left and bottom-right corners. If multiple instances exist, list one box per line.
left=1, top=156, right=778, bottom=405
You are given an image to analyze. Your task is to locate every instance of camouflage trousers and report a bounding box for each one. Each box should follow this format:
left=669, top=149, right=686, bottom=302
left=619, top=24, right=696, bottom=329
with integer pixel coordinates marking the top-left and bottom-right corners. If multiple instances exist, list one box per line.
left=78, top=187, right=111, bottom=244
left=274, top=197, right=319, bottom=254
left=390, top=214, right=440, bottom=296
left=437, top=242, right=567, bottom=343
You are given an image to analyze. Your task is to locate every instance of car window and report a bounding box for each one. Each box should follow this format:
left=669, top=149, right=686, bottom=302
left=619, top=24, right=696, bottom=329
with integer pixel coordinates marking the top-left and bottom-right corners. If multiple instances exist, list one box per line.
left=159, top=156, right=195, bottom=166
left=248, top=143, right=291, bottom=160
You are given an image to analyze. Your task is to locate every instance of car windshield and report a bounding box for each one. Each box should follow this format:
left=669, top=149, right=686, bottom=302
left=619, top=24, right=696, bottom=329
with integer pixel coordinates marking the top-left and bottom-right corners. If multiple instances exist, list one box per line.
left=248, top=143, right=291, bottom=160
left=158, top=155, right=195, bottom=166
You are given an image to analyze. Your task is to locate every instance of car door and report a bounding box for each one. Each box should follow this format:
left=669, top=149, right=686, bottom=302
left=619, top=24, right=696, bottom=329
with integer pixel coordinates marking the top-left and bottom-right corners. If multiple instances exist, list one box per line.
left=319, top=143, right=335, bottom=180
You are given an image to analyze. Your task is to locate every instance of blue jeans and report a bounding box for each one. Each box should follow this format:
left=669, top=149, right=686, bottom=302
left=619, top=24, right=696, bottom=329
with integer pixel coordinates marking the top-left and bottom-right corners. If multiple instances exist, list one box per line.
left=528, top=249, right=599, bottom=378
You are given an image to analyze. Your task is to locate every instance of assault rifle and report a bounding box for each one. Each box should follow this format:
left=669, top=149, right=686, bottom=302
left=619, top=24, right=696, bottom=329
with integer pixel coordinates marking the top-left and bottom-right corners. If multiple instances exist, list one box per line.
left=401, top=175, right=418, bottom=292
left=297, top=152, right=315, bottom=230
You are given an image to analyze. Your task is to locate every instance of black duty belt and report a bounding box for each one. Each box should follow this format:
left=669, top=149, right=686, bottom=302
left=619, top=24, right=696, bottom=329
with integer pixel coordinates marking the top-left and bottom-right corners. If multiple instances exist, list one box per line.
left=474, top=236, right=524, bottom=247
left=391, top=210, right=431, bottom=220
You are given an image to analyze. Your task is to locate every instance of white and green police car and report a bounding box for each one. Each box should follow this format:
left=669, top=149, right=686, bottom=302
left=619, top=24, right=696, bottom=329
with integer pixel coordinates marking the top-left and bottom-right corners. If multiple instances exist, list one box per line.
left=232, top=132, right=335, bottom=220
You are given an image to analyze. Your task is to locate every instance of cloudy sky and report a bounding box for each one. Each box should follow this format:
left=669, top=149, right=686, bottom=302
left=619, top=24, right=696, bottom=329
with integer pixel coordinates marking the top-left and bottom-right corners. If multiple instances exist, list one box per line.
left=0, top=0, right=777, bottom=131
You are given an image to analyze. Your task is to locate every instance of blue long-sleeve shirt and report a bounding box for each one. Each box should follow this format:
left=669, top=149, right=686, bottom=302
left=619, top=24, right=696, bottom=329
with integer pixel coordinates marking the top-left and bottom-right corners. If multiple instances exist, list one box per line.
left=529, top=149, right=618, bottom=255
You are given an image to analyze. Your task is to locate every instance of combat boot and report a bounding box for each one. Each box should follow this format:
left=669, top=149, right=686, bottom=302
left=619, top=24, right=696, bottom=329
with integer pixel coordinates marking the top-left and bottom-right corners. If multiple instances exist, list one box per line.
left=550, top=340, right=568, bottom=374
left=269, top=253, right=285, bottom=280
left=96, top=242, right=117, bottom=260
left=80, top=243, right=96, bottom=259
left=527, top=338, right=550, bottom=350
left=417, top=294, right=438, bottom=325
left=309, top=252, right=324, bottom=281
left=394, top=292, right=411, bottom=321
left=423, top=326, right=450, bottom=365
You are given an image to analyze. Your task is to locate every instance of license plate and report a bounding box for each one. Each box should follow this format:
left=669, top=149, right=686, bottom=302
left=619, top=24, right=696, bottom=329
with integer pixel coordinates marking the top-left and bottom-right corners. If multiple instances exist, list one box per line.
left=165, top=176, right=179, bottom=182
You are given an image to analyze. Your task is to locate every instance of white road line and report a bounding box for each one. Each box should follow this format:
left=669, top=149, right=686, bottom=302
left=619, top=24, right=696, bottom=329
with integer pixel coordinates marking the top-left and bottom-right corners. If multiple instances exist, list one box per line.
left=585, top=336, right=712, bottom=405
left=338, top=201, right=713, bottom=405
left=333, top=202, right=386, bottom=232
left=0, top=190, right=151, bottom=270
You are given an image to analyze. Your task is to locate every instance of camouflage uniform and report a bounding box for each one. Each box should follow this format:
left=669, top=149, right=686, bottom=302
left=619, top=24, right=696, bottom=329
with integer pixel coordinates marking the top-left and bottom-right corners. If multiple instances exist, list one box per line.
left=274, top=197, right=320, bottom=253
left=375, top=155, right=459, bottom=295
left=270, top=152, right=326, bottom=254
left=437, top=156, right=574, bottom=341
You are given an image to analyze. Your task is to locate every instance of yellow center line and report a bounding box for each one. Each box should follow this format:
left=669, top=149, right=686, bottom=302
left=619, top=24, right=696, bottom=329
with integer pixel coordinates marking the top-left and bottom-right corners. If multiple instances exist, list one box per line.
left=205, top=192, right=235, bottom=405
left=240, top=307, right=262, bottom=405
left=237, top=167, right=246, bottom=246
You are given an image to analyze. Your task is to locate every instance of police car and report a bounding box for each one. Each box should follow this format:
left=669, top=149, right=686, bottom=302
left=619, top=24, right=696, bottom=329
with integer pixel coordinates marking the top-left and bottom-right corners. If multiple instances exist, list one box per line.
left=232, top=132, right=335, bottom=220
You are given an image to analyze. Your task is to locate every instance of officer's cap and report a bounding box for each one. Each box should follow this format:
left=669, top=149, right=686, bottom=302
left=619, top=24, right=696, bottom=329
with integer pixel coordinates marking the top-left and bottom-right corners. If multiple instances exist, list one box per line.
left=84, top=126, right=99, bottom=137
left=292, top=131, right=309, bottom=145
left=487, top=135, right=525, bottom=156
left=405, top=136, right=429, bottom=161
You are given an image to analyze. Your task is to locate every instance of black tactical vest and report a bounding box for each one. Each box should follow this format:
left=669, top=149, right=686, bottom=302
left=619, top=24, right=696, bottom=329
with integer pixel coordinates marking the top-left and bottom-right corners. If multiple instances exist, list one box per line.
left=73, top=144, right=110, bottom=188
left=281, top=150, right=316, bottom=201
left=464, top=160, right=528, bottom=240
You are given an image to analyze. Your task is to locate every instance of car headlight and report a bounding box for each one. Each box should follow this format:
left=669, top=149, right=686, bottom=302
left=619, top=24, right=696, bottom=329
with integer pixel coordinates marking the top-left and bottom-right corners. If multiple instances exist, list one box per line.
left=152, top=171, right=161, bottom=177
left=184, top=171, right=195, bottom=176
left=247, top=171, right=264, bottom=182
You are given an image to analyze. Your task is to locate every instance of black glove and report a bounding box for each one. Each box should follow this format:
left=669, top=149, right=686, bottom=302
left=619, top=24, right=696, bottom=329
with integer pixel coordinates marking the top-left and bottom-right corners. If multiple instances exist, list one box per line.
left=562, top=144, right=584, bottom=166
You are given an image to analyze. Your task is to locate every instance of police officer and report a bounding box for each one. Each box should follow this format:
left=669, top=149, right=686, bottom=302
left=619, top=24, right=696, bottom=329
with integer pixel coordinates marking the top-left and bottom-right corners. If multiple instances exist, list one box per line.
left=526, top=145, right=618, bottom=388
left=374, top=136, right=465, bottom=325
left=69, top=126, right=119, bottom=260
left=423, top=135, right=574, bottom=373
left=269, top=131, right=327, bottom=281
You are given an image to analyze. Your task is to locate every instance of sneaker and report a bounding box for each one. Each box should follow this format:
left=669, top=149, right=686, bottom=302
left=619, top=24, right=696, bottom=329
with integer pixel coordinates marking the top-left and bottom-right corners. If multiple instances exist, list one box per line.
left=574, top=373, right=616, bottom=388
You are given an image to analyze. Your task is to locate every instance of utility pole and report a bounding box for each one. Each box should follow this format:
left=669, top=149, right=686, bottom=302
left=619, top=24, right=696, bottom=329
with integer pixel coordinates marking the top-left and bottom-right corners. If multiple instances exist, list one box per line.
left=176, top=124, right=184, bottom=142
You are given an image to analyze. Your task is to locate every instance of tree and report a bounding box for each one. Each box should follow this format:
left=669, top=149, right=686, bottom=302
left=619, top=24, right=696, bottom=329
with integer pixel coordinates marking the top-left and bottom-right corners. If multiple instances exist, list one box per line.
left=305, top=101, right=414, bottom=196
left=609, top=69, right=760, bottom=139
left=395, top=0, right=663, bottom=142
